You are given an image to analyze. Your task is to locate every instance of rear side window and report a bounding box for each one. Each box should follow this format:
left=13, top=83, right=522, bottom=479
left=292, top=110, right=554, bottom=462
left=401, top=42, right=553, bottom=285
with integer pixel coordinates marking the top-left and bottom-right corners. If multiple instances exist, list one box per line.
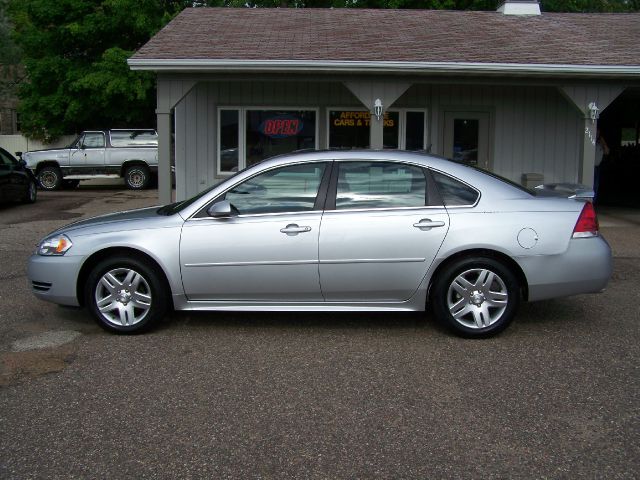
left=110, top=130, right=158, bottom=147
left=431, top=171, right=479, bottom=206
left=335, top=161, right=427, bottom=210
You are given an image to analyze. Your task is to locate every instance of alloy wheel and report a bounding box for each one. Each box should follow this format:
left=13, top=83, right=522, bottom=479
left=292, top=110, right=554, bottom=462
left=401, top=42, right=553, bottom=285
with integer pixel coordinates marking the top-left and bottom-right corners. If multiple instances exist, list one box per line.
left=94, top=268, right=152, bottom=327
left=446, top=268, right=509, bottom=329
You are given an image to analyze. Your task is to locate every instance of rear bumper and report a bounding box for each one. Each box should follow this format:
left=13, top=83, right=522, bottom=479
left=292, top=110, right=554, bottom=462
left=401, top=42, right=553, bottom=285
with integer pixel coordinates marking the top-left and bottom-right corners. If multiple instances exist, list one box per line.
left=27, top=254, right=84, bottom=306
left=519, top=236, right=612, bottom=302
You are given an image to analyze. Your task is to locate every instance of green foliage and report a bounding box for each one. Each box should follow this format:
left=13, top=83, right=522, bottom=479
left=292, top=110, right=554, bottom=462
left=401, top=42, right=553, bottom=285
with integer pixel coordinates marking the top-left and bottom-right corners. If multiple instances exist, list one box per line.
left=9, top=0, right=188, bottom=140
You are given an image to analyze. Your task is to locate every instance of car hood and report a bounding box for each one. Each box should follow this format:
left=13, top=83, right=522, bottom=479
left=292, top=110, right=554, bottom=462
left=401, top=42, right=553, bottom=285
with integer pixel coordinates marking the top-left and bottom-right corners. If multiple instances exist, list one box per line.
left=23, top=148, right=70, bottom=157
left=51, top=206, right=166, bottom=235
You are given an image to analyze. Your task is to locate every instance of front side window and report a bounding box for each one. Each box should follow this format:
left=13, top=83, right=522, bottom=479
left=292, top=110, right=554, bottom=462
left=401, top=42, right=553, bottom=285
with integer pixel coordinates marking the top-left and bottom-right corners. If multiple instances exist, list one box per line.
left=335, top=161, right=427, bottom=210
left=82, top=133, right=105, bottom=149
left=225, top=163, right=326, bottom=215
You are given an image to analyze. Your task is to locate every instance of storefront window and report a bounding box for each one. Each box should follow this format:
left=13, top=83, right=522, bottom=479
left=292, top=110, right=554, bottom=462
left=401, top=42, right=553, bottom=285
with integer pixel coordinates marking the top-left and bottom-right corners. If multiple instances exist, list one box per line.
left=383, top=112, right=399, bottom=149
left=329, top=110, right=402, bottom=149
left=329, top=111, right=370, bottom=149
left=246, top=110, right=316, bottom=166
left=220, top=110, right=240, bottom=172
left=405, top=111, right=425, bottom=150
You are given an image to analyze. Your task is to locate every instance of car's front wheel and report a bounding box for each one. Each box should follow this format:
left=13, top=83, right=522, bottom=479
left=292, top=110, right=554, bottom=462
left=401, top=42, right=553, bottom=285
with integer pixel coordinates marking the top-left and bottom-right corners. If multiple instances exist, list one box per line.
left=85, top=256, right=168, bottom=334
left=37, top=166, right=63, bottom=190
left=431, top=256, right=520, bottom=338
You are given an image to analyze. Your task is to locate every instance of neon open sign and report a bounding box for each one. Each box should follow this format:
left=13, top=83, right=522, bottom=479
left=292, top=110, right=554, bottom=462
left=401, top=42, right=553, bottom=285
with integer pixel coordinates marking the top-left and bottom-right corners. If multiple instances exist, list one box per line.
left=259, top=115, right=304, bottom=138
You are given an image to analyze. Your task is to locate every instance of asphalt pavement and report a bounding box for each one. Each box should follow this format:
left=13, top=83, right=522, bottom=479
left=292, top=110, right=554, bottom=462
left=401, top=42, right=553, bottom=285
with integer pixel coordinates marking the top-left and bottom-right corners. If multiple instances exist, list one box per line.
left=0, top=187, right=638, bottom=479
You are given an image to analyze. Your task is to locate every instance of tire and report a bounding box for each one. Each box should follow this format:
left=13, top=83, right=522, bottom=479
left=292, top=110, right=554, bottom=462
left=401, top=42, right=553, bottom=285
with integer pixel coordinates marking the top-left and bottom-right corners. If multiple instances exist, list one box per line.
left=124, top=165, right=150, bottom=190
left=37, top=166, right=63, bottom=190
left=431, top=256, right=520, bottom=338
left=63, top=179, right=80, bottom=189
left=22, top=180, right=37, bottom=203
left=85, top=255, right=168, bottom=334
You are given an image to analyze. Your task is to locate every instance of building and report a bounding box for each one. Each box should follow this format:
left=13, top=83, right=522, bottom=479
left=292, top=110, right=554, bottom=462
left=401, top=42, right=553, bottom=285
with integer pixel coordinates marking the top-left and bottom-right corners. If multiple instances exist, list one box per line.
left=128, top=2, right=640, bottom=204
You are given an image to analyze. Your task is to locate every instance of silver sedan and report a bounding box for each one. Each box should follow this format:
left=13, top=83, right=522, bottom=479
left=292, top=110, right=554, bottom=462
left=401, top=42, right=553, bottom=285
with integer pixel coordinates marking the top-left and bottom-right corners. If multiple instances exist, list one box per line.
left=27, top=150, right=612, bottom=337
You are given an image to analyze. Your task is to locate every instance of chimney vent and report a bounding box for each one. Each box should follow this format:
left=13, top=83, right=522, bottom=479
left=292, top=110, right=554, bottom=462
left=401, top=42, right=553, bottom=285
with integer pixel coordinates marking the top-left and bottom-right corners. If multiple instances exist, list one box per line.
left=497, top=0, right=541, bottom=15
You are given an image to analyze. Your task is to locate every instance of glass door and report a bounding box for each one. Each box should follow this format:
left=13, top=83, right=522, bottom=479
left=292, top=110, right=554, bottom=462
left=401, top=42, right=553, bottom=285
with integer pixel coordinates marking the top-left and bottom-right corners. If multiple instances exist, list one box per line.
left=443, top=111, right=491, bottom=169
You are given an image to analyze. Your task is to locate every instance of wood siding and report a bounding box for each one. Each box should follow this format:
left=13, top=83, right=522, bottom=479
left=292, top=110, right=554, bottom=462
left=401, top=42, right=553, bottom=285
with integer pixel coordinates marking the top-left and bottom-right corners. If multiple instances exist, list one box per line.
left=175, top=80, right=582, bottom=200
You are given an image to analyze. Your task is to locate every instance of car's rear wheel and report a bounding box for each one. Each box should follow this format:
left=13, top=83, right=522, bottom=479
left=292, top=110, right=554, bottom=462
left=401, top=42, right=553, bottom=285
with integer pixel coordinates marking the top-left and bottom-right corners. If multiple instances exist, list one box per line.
left=22, top=180, right=37, bottom=203
left=431, top=257, right=520, bottom=338
left=124, top=165, right=150, bottom=190
left=85, top=256, right=167, bottom=334
left=37, top=166, right=63, bottom=190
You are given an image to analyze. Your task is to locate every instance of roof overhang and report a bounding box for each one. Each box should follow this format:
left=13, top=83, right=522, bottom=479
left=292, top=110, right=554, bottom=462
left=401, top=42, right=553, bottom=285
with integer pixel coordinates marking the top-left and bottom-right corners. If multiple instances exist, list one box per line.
left=128, top=59, right=640, bottom=79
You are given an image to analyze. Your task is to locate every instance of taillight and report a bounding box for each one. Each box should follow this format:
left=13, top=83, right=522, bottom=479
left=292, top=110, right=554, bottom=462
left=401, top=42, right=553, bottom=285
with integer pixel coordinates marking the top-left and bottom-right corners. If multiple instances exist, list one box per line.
left=572, top=202, right=599, bottom=238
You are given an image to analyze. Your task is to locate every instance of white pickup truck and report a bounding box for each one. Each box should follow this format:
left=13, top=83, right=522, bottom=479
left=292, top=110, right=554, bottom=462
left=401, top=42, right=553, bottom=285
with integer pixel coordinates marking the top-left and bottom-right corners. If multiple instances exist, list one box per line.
left=22, top=129, right=158, bottom=190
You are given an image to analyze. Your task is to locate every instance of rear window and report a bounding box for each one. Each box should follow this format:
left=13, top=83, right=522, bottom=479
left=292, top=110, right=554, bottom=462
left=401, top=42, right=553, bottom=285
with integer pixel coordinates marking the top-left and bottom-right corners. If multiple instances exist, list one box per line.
left=431, top=171, right=479, bottom=206
left=110, top=130, right=158, bottom=147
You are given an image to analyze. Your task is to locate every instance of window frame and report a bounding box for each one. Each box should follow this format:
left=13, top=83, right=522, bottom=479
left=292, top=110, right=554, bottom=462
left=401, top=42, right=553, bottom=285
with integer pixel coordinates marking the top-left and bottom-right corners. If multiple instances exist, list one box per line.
left=217, top=106, right=320, bottom=177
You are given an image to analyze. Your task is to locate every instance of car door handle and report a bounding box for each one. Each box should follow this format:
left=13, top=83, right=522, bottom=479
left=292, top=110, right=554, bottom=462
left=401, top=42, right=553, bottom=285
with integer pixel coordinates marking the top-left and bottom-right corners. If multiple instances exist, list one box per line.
left=280, top=224, right=312, bottom=236
left=413, top=219, right=446, bottom=230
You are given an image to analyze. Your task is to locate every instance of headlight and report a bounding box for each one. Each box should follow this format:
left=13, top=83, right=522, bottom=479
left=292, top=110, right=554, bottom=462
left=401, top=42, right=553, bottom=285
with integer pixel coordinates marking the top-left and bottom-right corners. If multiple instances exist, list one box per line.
left=37, top=234, right=73, bottom=256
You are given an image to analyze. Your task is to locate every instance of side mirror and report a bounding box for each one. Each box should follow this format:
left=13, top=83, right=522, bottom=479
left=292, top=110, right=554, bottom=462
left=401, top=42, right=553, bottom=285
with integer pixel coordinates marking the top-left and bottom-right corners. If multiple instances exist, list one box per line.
left=207, top=200, right=235, bottom=218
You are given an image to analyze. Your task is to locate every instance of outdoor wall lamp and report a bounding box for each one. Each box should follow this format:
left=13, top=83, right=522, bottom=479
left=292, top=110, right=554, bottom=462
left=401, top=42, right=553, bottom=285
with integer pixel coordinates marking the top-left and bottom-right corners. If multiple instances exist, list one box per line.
left=373, top=99, right=383, bottom=121
left=587, top=102, right=600, bottom=123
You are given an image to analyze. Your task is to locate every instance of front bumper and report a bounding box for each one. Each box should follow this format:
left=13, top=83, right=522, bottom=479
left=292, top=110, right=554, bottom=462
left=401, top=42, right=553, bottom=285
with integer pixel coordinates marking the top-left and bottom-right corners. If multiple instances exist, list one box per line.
left=27, top=254, right=85, bottom=306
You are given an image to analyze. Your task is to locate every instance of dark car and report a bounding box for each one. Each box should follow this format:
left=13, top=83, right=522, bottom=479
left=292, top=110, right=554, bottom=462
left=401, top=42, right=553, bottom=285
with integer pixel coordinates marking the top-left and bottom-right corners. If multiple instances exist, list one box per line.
left=0, top=147, right=37, bottom=204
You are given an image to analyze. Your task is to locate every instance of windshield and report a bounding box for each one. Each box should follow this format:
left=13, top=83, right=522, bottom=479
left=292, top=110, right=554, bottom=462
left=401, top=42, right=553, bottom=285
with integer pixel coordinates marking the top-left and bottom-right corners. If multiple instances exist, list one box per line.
left=68, top=135, right=82, bottom=149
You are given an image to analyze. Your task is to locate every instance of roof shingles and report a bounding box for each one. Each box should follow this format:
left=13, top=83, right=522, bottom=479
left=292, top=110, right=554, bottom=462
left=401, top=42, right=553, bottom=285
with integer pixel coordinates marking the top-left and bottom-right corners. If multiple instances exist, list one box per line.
left=131, top=8, right=640, bottom=66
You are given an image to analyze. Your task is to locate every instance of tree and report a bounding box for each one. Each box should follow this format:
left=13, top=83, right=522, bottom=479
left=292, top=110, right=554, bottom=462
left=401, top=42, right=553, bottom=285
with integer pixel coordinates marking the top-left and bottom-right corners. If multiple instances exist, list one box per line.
left=8, top=0, right=194, bottom=140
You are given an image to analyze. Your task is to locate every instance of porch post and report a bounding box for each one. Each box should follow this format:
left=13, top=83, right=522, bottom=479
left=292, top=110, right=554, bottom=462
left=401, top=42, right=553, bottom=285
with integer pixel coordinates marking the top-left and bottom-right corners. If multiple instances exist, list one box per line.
left=559, top=85, right=625, bottom=186
left=370, top=111, right=384, bottom=150
left=156, top=109, right=172, bottom=205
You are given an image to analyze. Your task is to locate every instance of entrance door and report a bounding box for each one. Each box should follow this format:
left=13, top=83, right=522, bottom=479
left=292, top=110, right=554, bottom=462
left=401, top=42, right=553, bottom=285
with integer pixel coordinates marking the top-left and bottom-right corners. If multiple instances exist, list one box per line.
left=443, top=111, right=491, bottom=169
left=180, top=162, right=328, bottom=301
left=70, top=132, right=106, bottom=168
left=318, top=161, right=449, bottom=302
